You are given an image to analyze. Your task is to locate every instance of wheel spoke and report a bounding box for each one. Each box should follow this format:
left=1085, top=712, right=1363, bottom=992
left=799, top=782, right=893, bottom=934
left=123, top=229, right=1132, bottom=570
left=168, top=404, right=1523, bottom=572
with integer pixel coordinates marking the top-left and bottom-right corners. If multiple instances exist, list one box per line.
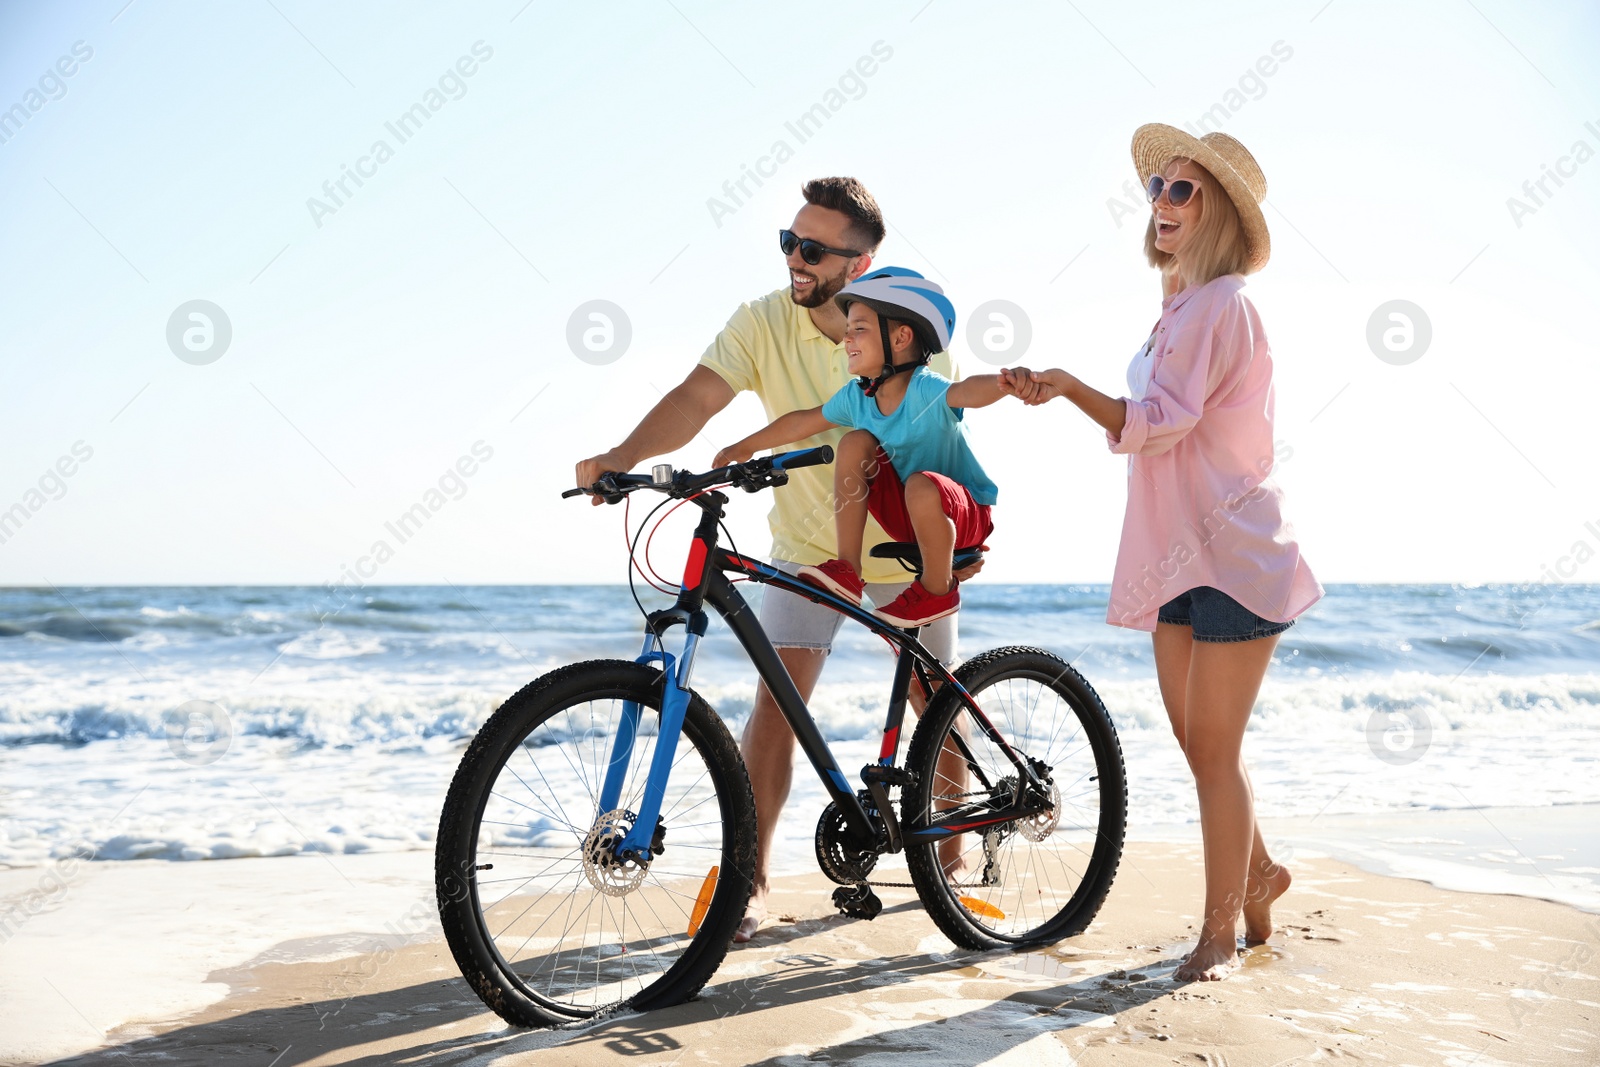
left=904, top=651, right=1125, bottom=948
left=437, top=667, right=754, bottom=1026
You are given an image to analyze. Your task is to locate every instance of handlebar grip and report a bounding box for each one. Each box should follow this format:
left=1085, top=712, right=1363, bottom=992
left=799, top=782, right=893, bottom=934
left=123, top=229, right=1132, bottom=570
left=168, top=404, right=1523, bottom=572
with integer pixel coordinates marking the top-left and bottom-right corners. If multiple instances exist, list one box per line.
left=566, top=472, right=640, bottom=503
left=771, top=445, right=834, bottom=471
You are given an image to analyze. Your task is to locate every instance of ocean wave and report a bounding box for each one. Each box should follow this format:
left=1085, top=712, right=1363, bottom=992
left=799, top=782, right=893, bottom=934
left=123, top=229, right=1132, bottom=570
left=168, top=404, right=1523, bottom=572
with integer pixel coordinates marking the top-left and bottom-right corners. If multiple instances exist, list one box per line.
left=2, top=612, right=140, bottom=642
left=7, top=584, right=1599, bottom=662
left=0, top=604, right=655, bottom=643
left=359, top=598, right=416, bottom=613
left=6, top=723, right=1600, bottom=872
left=0, top=689, right=494, bottom=748
left=274, top=630, right=387, bottom=660
left=2, top=669, right=1596, bottom=750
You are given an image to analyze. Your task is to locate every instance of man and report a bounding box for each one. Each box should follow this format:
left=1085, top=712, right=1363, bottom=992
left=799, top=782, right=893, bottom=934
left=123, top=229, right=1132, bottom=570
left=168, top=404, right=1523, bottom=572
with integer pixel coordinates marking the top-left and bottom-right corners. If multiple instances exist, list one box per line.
left=575, top=177, right=975, bottom=941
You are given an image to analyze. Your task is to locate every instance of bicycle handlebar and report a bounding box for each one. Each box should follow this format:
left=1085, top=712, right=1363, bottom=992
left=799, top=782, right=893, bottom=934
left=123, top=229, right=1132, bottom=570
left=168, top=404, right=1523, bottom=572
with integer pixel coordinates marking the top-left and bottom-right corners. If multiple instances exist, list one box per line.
left=565, top=445, right=834, bottom=503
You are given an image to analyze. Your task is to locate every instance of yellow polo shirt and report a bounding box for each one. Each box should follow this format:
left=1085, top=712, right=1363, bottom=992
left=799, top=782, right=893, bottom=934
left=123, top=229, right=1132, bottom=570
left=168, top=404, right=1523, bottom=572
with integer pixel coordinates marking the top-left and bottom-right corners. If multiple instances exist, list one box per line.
left=699, top=288, right=956, bottom=584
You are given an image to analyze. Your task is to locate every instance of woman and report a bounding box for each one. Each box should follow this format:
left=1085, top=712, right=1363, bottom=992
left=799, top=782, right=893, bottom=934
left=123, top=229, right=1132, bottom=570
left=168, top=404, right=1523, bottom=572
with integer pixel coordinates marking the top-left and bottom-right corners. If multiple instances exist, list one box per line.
left=1024, top=125, right=1322, bottom=981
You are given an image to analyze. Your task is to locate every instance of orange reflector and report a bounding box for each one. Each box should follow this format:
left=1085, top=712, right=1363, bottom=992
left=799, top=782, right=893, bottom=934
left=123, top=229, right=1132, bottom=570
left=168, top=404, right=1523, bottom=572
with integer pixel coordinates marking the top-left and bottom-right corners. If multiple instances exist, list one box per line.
left=959, top=895, right=1006, bottom=921
left=687, top=866, right=720, bottom=937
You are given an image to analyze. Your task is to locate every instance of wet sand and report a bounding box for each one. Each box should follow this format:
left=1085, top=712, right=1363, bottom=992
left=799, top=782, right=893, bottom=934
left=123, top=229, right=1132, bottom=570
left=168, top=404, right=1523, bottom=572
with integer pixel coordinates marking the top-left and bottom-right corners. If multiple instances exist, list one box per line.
left=13, top=840, right=1598, bottom=1066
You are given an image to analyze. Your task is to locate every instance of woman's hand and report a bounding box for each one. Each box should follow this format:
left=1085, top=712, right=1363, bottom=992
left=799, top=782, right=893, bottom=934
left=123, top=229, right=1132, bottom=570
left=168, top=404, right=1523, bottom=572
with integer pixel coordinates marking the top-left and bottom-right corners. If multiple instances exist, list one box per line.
left=1001, top=367, right=1069, bottom=404
left=713, top=442, right=755, bottom=468
left=1032, top=369, right=1127, bottom=436
left=1027, top=368, right=1076, bottom=402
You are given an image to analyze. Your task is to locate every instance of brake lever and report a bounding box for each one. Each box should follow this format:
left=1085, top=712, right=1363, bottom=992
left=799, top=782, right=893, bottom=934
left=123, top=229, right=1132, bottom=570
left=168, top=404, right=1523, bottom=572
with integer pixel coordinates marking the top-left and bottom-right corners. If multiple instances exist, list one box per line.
left=562, top=474, right=627, bottom=504
left=734, top=468, right=789, bottom=494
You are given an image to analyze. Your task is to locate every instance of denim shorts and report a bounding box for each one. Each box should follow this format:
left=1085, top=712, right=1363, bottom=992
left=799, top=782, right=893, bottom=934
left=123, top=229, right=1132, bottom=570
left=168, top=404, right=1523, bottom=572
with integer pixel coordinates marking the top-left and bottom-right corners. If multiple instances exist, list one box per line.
left=758, top=560, right=957, bottom=663
left=1156, top=586, right=1293, bottom=643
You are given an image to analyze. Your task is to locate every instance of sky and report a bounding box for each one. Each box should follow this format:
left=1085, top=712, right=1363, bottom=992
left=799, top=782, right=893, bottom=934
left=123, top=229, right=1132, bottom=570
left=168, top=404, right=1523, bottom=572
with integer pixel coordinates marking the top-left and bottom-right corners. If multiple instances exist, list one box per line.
left=1, top=0, right=1597, bottom=586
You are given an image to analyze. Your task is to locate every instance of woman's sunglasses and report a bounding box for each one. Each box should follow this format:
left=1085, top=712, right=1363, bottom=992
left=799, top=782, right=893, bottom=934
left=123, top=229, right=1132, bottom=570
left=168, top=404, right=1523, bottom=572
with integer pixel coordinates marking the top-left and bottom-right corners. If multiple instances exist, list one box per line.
left=779, top=229, right=862, bottom=266
left=1145, top=174, right=1202, bottom=207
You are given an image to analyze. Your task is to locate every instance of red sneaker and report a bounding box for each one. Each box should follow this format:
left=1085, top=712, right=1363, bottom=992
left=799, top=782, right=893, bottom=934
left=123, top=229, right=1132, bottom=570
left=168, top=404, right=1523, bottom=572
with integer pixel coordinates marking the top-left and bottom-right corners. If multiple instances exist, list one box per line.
left=873, top=579, right=960, bottom=628
left=797, top=559, right=866, bottom=606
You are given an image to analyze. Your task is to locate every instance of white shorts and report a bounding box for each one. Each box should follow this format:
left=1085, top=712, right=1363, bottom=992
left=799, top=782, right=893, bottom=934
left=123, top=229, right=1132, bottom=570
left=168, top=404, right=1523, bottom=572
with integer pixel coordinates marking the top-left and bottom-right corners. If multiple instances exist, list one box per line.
left=758, top=559, right=958, bottom=664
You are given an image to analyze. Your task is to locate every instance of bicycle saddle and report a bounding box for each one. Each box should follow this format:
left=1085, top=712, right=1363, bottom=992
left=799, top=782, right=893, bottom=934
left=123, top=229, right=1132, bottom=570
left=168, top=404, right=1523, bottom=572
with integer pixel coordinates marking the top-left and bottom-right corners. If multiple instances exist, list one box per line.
left=870, top=542, right=987, bottom=575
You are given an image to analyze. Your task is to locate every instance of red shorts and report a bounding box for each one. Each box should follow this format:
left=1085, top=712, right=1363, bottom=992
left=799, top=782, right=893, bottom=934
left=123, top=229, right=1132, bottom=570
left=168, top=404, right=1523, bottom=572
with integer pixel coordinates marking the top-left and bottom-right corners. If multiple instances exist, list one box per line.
left=866, top=448, right=994, bottom=548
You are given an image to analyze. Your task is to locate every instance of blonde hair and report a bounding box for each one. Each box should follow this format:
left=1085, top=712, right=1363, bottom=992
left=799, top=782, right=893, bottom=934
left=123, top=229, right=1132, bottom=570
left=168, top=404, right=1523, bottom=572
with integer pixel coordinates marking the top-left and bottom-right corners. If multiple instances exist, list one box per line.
left=1143, top=159, right=1253, bottom=290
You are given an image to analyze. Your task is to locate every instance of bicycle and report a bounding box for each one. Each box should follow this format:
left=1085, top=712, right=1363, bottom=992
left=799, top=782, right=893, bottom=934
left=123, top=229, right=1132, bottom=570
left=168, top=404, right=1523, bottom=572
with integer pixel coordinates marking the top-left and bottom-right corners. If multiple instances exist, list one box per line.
left=435, top=446, right=1127, bottom=1028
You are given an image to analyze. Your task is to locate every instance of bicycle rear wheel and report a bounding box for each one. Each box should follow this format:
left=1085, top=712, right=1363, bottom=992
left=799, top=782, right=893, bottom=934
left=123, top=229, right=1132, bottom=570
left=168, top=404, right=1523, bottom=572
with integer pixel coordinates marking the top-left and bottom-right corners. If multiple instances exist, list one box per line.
left=903, top=647, right=1126, bottom=949
left=435, top=659, right=756, bottom=1027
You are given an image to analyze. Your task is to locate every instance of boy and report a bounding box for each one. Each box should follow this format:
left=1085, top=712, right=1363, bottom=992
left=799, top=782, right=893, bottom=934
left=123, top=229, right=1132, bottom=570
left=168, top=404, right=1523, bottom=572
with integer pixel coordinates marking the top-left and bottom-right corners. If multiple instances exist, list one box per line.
left=714, top=267, right=1030, bottom=627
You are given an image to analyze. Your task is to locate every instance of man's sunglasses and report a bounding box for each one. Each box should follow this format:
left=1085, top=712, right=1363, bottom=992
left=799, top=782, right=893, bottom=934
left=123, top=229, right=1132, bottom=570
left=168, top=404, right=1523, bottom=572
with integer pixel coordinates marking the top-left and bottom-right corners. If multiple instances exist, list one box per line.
left=1145, top=174, right=1202, bottom=207
left=779, top=229, right=862, bottom=266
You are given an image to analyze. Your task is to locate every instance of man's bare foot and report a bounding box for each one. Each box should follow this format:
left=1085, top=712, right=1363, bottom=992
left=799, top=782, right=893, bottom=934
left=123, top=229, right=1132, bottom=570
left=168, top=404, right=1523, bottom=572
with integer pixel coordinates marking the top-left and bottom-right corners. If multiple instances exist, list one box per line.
left=733, top=888, right=767, bottom=944
left=1243, top=862, right=1292, bottom=944
left=1174, top=935, right=1242, bottom=982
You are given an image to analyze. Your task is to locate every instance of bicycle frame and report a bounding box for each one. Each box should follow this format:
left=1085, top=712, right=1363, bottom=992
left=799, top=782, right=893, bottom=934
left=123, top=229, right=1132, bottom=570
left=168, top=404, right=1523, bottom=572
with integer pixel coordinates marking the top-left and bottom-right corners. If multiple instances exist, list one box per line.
left=600, top=488, right=1050, bottom=863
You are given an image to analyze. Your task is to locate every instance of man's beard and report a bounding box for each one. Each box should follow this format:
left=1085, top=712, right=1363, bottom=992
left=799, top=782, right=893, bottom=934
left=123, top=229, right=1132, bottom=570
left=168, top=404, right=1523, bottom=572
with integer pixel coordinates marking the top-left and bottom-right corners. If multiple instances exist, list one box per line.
left=788, top=267, right=849, bottom=309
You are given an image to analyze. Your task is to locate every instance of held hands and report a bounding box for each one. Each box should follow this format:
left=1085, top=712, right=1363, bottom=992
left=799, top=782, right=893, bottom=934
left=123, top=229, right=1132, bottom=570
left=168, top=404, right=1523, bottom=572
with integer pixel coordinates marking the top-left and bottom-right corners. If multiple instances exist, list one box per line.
left=998, top=366, right=1054, bottom=406
left=999, top=367, right=1075, bottom=406
left=997, top=366, right=1038, bottom=404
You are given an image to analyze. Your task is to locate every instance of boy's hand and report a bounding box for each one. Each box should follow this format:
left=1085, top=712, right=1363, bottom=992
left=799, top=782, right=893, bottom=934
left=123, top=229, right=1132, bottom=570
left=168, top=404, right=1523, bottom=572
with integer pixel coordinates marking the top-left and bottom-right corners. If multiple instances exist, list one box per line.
left=999, top=366, right=1051, bottom=405
left=1000, top=367, right=1054, bottom=405
left=953, top=554, right=986, bottom=582
left=713, top=443, right=754, bottom=468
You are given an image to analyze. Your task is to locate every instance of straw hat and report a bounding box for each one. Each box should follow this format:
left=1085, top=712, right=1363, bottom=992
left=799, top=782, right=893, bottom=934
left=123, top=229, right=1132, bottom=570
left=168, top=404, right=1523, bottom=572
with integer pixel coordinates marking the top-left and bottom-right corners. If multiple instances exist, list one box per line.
left=1131, top=124, right=1271, bottom=272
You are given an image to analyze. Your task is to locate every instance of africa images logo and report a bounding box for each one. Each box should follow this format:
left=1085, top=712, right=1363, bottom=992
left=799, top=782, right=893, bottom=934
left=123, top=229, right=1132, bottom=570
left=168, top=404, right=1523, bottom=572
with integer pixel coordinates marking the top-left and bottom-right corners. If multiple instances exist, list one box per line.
left=305, top=42, right=494, bottom=229
left=705, top=41, right=894, bottom=228
left=0, top=40, right=94, bottom=147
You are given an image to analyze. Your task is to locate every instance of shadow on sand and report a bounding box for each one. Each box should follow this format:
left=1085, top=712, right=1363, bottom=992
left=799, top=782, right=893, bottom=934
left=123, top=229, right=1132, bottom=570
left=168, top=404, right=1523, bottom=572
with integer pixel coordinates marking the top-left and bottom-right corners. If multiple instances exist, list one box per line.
left=46, top=906, right=1200, bottom=1066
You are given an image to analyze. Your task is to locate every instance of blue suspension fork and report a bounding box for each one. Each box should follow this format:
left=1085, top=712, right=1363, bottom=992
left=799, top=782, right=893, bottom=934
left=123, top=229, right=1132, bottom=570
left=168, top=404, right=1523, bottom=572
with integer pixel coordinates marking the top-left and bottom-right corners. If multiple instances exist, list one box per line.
left=595, top=633, right=664, bottom=817
left=598, top=619, right=705, bottom=861
left=600, top=492, right=724, bottom=861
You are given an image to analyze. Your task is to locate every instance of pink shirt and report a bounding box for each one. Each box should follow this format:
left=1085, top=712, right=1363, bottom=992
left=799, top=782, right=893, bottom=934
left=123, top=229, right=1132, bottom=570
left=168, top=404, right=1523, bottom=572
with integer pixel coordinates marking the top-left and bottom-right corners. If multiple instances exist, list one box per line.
left=1106, top=274, right=1322, bottom=631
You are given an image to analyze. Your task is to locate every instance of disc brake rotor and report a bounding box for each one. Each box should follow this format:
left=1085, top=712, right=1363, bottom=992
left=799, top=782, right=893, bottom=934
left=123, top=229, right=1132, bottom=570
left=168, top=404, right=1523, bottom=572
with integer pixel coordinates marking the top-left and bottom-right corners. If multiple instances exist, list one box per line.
left=581, top=809, right=649, bottom=897
left=1018, top=779, right=1061, bottom=842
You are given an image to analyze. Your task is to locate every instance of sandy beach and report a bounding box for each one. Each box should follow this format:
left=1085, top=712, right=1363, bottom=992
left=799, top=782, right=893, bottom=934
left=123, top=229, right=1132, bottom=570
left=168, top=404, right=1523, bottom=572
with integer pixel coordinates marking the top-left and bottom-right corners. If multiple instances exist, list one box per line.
left=6, top=0, right=1599, bottom=1062
left=6, top=838, right=1595, bottom=1067
left=5, top=585, right=1597, bottom=1067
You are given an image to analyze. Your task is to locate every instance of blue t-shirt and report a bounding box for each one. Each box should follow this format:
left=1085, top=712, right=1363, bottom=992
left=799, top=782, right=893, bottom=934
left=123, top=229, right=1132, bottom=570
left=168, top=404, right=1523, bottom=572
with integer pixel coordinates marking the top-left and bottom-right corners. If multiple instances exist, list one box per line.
left=820, top=367, right=998, bottom=505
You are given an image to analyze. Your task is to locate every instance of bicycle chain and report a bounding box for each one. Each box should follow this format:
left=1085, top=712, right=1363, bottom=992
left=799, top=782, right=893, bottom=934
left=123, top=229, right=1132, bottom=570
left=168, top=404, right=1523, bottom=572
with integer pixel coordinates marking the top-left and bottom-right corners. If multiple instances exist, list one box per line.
left=861, top=790, right=1015, bottom=890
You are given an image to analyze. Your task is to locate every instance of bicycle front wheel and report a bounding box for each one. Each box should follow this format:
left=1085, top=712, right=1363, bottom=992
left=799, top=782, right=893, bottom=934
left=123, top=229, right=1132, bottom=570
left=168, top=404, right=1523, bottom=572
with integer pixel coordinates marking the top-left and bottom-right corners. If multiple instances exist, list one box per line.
left=435, top=659, right=756, bottom=1027
left=903, top=647, right=1126, bottom=949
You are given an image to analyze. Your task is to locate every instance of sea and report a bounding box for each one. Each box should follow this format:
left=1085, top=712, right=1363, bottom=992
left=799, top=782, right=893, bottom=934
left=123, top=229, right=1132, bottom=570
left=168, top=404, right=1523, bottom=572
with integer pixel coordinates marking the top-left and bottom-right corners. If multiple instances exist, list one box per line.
left=2, top=582, right=1597, bottom=907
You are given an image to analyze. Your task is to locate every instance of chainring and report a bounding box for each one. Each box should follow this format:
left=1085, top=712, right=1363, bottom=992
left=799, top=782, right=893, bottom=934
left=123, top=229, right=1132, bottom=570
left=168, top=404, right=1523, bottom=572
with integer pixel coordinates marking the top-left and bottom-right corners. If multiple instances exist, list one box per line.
left=814, top=798, right=880, bottom=886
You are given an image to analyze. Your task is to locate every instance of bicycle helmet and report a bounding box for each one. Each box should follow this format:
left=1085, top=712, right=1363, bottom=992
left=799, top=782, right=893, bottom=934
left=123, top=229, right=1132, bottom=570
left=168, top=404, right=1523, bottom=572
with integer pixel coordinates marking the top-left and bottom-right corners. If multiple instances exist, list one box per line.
left=834, top=267, right=956, bottom=397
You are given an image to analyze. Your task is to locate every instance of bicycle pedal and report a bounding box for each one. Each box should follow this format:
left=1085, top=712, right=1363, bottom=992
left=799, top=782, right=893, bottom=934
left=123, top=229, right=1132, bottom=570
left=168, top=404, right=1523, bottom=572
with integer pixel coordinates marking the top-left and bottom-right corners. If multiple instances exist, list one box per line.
left=831, top=884, right=883, bottom=921
left=859, top=764, right=914, bottom=787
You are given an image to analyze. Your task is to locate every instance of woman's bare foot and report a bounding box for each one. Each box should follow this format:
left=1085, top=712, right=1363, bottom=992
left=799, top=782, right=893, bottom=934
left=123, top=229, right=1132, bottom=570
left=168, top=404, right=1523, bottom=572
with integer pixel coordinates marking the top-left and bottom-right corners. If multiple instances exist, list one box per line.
left=733, top=886, right=767, bottom=944
left=1243, top=862, right=1292, bottom=944
left=1174, top=934, right=1242, bottom=981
